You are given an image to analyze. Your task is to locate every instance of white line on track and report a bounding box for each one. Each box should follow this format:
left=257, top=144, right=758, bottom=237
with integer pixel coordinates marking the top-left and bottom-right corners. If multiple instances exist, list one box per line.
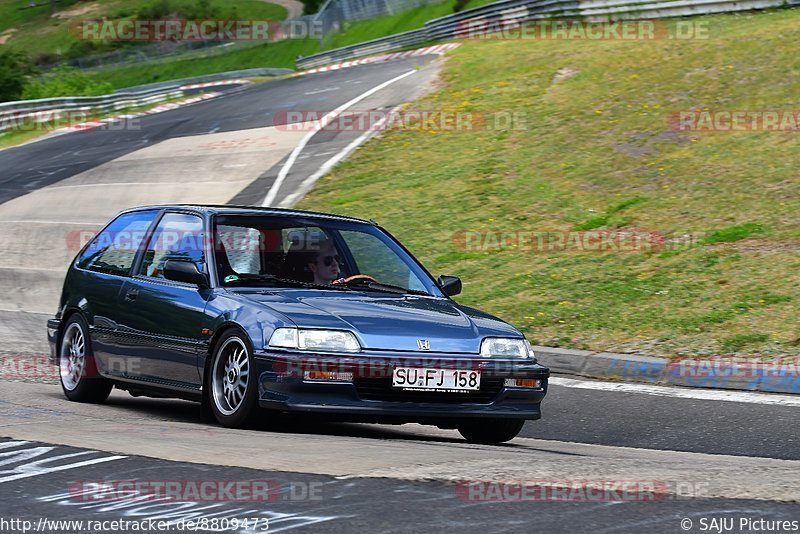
left=549, top=376, right=800, bottom=407
left=0, top=454, right=127, bottom=484
left=0, top=307, right=50, bottom=314
left=278, top=106, right=399, bottom=208
left=261, top=69, right=417, bottom=207
left=0, top=220, right=104, bottom=225
left=0, top=266, right=64, bottom=272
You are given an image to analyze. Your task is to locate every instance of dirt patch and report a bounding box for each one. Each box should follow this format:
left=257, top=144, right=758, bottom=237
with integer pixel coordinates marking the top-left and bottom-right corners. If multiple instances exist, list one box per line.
left=552, top=67, right=579, bottom=84
left=710, top=238, right=800, bottom=252
left=612, top=142, right=656, bottom=158
left=0, top=28, right=17, bottom=45
left=261, top=0, right=304, bottom=19
left=53, top=2, right=100, bottom=19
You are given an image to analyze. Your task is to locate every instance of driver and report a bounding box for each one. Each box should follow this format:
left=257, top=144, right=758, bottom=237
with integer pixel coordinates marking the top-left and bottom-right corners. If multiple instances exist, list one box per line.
left=308, top=239, right=345, bottom=285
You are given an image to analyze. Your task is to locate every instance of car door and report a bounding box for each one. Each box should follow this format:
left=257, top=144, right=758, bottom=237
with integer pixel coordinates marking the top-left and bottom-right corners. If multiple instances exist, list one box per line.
left=71, top=209, right=160, bottom=376
left=116, top=211, right=211, bottom=390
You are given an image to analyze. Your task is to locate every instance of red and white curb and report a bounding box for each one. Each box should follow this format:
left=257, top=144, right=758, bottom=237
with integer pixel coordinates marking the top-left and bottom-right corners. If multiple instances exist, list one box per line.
left=295, top=43, right=460, bottom=76
left=179, top=79, right=252, bottom=90
left=56, top=92, right=223, bottom=133
left=52, top=79, right=254, bottom=133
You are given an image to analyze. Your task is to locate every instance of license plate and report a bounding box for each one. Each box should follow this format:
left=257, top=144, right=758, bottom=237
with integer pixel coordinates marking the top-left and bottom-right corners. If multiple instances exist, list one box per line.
left=392, top=367, right=481, bottom=392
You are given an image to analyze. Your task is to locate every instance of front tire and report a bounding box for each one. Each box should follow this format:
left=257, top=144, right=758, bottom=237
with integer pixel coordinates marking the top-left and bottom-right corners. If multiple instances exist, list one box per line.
left=207, top=330, right=258, bottom=428
left=457, top=419, right=524, bottom=444
left=59, top=315, right=112, bottom=403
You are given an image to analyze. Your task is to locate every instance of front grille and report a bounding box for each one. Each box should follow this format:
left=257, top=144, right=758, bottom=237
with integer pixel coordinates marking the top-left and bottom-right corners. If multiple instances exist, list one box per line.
left=353, top=376, right=504, bottom=404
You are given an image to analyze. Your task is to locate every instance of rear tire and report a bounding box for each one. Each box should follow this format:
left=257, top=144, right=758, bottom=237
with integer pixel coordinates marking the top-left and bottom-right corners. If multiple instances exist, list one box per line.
left=207, top=330, right=258, bottom=428
left=58, top=315, right=112, bottom=403
left=457, top=419, right=524, bottom=444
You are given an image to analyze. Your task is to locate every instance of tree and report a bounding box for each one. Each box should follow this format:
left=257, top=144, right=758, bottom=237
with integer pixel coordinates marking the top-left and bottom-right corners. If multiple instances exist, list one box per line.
left=50, top=0, right=56, bottom=16
left=0, top=51, right=36, bottom=102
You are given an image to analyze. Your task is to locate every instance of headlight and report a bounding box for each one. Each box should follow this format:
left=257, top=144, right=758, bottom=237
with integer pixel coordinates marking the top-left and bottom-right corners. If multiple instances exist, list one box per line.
left=480, top=337, right=530, bottom=358
left=525, top=340, right=538, bottom=362
left=268, top=328, right=361, bottom=353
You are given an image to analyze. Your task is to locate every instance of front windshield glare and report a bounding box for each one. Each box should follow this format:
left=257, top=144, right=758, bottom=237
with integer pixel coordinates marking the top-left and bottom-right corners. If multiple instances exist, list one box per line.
left=213, top=216, right=438, bottom=296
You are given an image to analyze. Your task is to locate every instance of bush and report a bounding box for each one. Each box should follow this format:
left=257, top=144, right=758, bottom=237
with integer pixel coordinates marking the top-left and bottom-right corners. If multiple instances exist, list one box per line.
left=301, top=0, right=325, bottom=15
left=0, top=51, right=37, bottom=103
left=21, top=66, right=113, bottom=100
left=137, top=0, right=174, bottom=20
left=136, top=0, right=221, bottom=20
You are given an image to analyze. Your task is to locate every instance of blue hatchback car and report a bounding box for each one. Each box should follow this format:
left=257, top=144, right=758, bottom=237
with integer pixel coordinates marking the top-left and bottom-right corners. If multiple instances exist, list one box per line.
left=48, top=205, right=549, bottom=443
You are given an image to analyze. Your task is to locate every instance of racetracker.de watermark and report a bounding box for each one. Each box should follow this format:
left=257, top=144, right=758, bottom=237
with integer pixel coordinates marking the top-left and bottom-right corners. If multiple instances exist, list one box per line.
left=454, top=19, right=710, bottom=40
left=0, top=111, right=140, bottom=133
left=71, top=19, right=322, bottom=41
left=0, top=355, right=59, bottom=381
left=273, top=110, right=528, bottom=132
left=455, top=480, right=711, bottom=502
left=668, top=110, right=800, bottom=132
left=667, top=356, right=800, bottom=392
left=452, top=230, right=705, bottom=253
left=68, top=480, right=324, bottom=502
left=272, top=356, right=540, bottom=379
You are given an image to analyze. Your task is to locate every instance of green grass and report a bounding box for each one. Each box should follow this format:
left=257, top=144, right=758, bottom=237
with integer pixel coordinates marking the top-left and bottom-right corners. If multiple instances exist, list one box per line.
left=92, top=38, right=318, bottom=89
left=0, top=0, right=81, bottom=32
left=324, top=1, right=458, bottom=49
left=296, top=9, right=800, bottom=358
left=320, top=0, right=504, bottom=50
left=0, top=90, right=198, bottom=148
left=8, top=0, right=468, bottom=90
left=1, top=0, right=288, bottom=61
left=83, top=0, right=469, bottom=89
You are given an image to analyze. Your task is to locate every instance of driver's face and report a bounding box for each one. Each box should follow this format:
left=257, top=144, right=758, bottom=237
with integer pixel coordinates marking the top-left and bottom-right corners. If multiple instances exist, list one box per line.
left=310, top=243, right=340, bottom=284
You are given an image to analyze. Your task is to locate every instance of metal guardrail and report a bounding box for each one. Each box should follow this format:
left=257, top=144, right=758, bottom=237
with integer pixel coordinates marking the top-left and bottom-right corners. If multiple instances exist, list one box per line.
left=297, top=0, right=797, bottom=68
left=0, top=85, right=185, bottom=132
left=112, top=68, right=293, bottom=94
left=0, top=69, right=290, bottom=133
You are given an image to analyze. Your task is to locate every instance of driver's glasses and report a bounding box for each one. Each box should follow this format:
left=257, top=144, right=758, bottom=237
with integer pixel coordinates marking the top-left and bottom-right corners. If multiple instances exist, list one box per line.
left=322, top=255, right=340, bottom=267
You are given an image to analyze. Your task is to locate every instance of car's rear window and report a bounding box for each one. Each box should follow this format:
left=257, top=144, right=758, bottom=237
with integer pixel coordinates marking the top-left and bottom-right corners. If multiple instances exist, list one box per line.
left=76, top=210, right=159, bottom=276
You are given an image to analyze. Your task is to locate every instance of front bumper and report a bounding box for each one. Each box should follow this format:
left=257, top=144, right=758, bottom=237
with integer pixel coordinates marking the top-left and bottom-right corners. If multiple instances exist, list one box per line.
left=254, top=349, right=549, bottom=422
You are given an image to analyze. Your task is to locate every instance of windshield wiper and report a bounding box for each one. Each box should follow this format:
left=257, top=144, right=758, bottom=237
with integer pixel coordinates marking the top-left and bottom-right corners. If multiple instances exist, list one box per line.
left=336, top=278, right=430, bottom=296
left=223, top=274, right=354, bottom=291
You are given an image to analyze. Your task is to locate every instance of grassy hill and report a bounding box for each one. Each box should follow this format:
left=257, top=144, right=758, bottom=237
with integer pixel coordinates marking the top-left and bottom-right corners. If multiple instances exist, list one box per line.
left=297, top=9, right=800, bottom=358
left=0, top=0, right=287, bottom=63
left=0, top=0, right=486, bottom=91
left=88, top=0, right=491, bottom=90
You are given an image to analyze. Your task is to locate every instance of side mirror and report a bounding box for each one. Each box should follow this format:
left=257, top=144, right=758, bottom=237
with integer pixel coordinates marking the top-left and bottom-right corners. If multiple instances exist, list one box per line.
left=437, top=275, right=462, bottom=297
left=164, top=259, right=209, bottom=288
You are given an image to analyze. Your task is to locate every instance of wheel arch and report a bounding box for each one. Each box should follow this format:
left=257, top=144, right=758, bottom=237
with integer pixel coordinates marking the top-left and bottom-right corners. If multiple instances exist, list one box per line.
left=201, top=322, right=254, bottom=381
left=56, top=307, right=88, bottom=351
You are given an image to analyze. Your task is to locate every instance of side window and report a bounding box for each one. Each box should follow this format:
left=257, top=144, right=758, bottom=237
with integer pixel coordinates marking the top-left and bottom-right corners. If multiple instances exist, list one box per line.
left=217, top=225, right=262, bottom=275
left=76, top=210, right=157, bottom=276
left=139, top=213, right=205, bottom=279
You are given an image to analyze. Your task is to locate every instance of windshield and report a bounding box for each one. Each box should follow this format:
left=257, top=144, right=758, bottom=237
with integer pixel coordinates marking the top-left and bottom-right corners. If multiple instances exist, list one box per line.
left=212, top=215, right=442, bottom=296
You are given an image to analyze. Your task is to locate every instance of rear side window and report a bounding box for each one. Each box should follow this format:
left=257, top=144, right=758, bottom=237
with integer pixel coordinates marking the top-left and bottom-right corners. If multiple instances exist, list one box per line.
left=76, top=210, right=158, bottom=276
left=139, top=212, right=205, bottom=278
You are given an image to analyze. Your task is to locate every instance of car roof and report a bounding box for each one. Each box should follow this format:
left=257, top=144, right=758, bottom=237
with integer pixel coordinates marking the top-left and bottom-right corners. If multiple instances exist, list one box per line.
left=122, top=204, right=376, bottom=225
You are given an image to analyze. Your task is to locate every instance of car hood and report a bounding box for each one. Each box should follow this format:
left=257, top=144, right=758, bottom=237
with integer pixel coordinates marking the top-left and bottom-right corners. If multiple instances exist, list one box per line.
left=233, top=290, right=521, bottom=354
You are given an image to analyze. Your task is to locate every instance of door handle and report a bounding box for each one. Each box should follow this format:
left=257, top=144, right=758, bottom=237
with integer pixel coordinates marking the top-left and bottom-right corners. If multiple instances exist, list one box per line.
left=125, top=288, right=139, bottom=302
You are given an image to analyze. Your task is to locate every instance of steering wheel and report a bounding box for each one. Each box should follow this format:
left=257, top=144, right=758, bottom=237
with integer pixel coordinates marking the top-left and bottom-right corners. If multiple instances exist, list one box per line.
left=333, top=274, right=378, bottom=285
